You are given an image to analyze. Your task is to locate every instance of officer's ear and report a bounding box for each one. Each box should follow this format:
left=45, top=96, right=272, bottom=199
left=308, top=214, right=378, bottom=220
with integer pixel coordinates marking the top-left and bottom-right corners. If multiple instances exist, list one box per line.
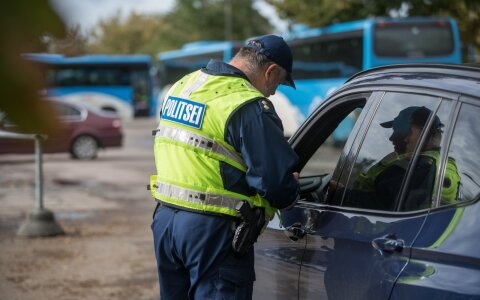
left=265, top=63, right=284, bottom=82
left=264, top=63, right=277, bottom=78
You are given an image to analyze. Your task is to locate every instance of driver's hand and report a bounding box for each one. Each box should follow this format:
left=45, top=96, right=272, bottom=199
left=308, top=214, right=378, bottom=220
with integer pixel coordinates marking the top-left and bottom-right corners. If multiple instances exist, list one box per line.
left=329, top=180, right=344, bottom=191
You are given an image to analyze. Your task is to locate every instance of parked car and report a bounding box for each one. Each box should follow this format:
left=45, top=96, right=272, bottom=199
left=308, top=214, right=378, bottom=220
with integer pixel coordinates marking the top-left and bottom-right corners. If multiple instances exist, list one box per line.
left=253, top=64, right=480, bottom=299
left=0, top=99, right=123, bottom=159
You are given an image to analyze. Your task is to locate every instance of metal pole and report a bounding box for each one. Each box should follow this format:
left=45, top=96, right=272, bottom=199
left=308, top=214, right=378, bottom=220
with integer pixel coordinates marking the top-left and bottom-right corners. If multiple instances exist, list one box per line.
left=34, top=134, right=44, bottom=210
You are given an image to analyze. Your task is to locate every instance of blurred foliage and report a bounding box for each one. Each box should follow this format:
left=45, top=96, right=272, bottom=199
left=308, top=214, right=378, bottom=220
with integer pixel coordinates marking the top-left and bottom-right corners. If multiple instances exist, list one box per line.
left=87, top=12, right=171, bottom=57
left=162, top=0, right=272, bottom=45
left=266, top=0, right=479, bottom=62
left=83, top=0, right=272, bottom=58
left=266, top=0, right=392, bottom=25
left=0, top=0, right=64, bottom=133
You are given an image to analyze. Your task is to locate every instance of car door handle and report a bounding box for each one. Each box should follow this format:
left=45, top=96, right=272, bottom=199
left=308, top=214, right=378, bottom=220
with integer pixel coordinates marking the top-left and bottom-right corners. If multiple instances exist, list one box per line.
left=371, top=234, right=405, bottom=253
left=284, top=222, right=315, bottom=241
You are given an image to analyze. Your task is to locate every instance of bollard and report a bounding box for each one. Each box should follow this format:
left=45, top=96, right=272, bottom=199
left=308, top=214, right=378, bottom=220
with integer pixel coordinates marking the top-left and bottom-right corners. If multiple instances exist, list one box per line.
left=0, top=130, right=64, bottom=237
left=17, top=134, right=64, bottom=237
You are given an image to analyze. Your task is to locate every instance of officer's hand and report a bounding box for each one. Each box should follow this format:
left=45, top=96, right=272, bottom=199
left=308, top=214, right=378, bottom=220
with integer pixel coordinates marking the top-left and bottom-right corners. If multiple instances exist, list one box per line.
left=293, top=172, right=299, bottom=182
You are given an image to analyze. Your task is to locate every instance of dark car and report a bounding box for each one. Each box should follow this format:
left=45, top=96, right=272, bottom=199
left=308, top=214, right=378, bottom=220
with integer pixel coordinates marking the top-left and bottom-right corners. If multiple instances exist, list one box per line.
left=253, top=64, right=480, bottom=299
left=0, top=99, right=123, bottom=159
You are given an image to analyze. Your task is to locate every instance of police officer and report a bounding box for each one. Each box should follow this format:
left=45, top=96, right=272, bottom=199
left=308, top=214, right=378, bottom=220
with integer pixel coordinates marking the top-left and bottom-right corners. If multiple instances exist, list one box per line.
left=150, top=35, right=300, bottom=300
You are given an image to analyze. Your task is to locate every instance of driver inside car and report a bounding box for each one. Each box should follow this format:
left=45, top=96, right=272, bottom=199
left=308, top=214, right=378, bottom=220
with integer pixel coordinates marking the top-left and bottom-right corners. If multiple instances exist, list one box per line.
left=330, top=106, right=461, bottom=211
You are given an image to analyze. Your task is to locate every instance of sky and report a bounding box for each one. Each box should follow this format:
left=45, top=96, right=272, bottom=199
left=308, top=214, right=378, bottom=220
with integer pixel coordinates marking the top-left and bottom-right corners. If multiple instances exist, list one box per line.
left=48, top=0, right=288, bottom=35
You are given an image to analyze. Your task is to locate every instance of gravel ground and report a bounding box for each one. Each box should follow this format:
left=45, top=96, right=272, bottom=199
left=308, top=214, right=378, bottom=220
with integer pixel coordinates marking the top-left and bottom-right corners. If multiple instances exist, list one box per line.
left=0, top=118, right=160, bottom=300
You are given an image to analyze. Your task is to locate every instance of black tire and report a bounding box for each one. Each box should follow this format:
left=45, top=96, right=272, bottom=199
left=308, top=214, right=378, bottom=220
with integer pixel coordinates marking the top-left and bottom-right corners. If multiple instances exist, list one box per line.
left=70, top=135, right=98, bottom=160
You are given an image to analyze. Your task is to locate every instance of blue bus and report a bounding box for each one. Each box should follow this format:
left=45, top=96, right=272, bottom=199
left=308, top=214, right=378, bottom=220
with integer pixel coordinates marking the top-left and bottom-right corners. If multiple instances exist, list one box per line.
left=157, top=17, right=461, bottom=139
left=23, top=53, right=158, bottom=119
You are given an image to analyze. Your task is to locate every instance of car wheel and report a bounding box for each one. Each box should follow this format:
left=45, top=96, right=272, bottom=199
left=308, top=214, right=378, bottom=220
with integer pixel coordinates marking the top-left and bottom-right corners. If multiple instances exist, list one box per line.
left=70, top=135, right=98, bottom=160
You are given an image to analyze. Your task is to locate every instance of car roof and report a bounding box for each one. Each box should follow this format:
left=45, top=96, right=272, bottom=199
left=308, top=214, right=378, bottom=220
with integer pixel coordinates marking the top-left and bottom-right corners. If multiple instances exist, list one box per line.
left=343, top=63, right=480, bottom=99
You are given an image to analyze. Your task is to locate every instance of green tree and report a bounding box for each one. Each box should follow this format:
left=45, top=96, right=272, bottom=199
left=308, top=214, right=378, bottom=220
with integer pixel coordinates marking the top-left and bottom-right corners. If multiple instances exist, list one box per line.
left=265, top=0, right=398, bottom=26
left=164, top=0, right=272, bottom=44
left=87, top=0, right=273, bottom=57
left=266, top=0, right=479, bottom=61
left=87, top=11, right=173, bottom=57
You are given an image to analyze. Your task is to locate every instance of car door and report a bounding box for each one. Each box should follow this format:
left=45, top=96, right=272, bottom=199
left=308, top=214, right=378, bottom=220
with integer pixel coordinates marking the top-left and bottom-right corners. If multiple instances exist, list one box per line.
left=282, top=90, right=455, bottom=299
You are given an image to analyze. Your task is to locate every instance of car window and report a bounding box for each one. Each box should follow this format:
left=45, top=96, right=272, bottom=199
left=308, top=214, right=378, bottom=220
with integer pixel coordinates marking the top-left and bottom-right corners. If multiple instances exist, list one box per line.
left=54, top=103, right=81, bottom=117
left=331, top=92, right=453, bottom=212
left=301, top=104, right=365, bottom=178
left=442, top=102, right=480, bottom=204
left=52, top=102, right=83, bottom=122
left=301, top=111, right=360, bottom=176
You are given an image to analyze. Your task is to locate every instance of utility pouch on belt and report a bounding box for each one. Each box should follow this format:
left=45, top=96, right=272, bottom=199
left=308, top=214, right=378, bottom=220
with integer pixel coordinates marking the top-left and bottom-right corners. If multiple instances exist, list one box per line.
left=232, top=201, right=266, bottom=256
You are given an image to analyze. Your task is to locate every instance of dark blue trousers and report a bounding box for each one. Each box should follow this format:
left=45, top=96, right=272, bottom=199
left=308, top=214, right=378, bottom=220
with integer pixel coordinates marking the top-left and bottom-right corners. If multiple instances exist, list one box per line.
left=151, top=205, right=255, bottom=300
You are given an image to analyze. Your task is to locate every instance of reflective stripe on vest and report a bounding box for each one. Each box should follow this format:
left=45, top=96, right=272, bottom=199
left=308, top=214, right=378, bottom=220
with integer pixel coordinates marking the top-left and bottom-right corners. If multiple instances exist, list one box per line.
left=180, top=72, right=209, bottom=98
left=153, top=181, right=243, bottom=212
left=154, top=124, right=246, bottom=170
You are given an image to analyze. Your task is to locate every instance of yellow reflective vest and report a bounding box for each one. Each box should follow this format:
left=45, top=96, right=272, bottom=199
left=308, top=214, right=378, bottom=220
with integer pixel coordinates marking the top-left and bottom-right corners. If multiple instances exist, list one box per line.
left=150, top=70, right=276, bottom=219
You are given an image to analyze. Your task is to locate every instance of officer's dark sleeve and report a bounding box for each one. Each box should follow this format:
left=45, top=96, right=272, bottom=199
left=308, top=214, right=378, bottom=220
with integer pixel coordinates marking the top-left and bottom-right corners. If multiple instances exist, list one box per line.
left=226, top=98, right=300, bottom=209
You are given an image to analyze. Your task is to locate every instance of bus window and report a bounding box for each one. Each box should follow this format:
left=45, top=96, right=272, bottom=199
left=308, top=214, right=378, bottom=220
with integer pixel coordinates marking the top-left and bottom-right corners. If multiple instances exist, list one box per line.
left=374, top=21, right=455, bottom=58
left=290, top=32, right=363, bottom=79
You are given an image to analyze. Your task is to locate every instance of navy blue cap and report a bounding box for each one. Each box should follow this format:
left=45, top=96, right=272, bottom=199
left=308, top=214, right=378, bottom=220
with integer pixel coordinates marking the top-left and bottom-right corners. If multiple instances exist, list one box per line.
left=245, top=35, right=296, bottom=89
left=380, top=106, right=443, bottom=136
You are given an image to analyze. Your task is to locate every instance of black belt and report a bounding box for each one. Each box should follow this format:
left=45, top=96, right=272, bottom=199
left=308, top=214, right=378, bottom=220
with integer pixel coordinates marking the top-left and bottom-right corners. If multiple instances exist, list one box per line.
left=152, top=200, right=241, bottom=223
